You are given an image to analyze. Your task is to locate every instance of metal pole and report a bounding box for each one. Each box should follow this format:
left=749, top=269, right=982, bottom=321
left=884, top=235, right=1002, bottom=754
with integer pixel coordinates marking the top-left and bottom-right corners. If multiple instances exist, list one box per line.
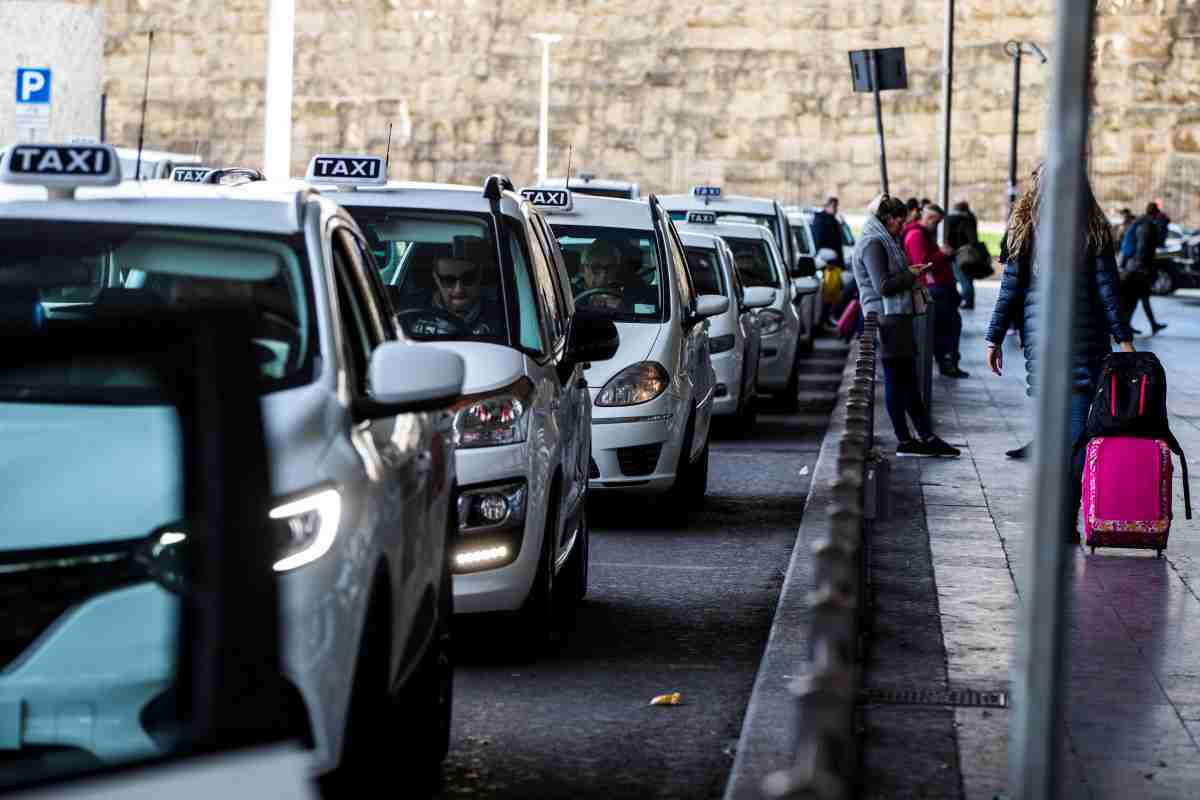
left=1008, top=2, right=1096, bottom=797
left=1007, top=44, right=1023, bottom=222
left=263, top=0, right=296, bottom=181
left=99, top=93, right=107, bottom=143
left=530, top=33, right=561, bottom=185
left=938, top=0, right=954, bottom=242
left=869, top=50, right=889, bottom=195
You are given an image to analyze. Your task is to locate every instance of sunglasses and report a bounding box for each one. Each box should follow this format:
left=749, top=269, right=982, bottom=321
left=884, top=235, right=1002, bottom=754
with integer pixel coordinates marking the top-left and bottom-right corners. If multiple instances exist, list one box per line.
left=436, top=269, right=480, bottom=287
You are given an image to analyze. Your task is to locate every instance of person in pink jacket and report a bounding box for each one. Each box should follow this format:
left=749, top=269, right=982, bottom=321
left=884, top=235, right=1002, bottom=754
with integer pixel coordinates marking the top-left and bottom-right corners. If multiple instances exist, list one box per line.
left=902, top=204, right=968, bottom=378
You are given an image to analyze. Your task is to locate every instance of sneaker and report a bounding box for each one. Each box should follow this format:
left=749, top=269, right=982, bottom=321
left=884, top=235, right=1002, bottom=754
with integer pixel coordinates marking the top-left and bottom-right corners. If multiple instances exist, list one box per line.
left=1131, top=326, right=1144, bottom=336
left=1005, top=442, right=1032, bottom=460
left=1152, top=322, right=1168, bottom=335
left=896, top=440, right=925, bottom=457
left=921, top=436, right=961, bottom=457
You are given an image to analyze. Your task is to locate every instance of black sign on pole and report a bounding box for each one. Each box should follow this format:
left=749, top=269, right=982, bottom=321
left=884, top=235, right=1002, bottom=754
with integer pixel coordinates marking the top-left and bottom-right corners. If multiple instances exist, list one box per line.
left=849, top=47, right=908, bottom=195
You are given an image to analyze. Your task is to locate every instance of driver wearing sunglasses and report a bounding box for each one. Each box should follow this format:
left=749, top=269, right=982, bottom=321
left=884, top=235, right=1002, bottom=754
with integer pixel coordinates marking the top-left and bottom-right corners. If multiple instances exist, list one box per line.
left=430, top=256, right=501, bottom=336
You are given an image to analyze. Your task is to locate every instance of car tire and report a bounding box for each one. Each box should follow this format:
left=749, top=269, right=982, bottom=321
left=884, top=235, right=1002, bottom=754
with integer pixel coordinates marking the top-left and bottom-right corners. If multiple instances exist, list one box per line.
left=518, top=485, right=559, bottom=648
left=778, top=353, right=800, bottom=413
left=736, top=394, right=758, bottom=434
left=663, top=413, right=698, bottom=515
left=1151, top=265, right=1178, bottom=296
left=559, top=488, right=590, bottom=603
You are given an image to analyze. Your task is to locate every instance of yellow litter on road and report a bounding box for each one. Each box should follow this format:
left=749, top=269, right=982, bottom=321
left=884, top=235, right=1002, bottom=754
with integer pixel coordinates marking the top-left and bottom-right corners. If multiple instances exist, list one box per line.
left=649, top=692, right=682, bottom=706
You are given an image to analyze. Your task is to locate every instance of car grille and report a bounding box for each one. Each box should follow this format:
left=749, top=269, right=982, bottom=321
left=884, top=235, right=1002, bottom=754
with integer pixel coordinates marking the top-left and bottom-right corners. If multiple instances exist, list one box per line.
left=588, top=458, right=600, bottom=479
left=616, top=443, right=663, bottom=477
left=0, top=540, right=144, bottom=671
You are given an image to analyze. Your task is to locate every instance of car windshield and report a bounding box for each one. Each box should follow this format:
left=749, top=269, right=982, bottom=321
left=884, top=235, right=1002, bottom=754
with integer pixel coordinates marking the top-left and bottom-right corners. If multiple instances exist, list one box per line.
left=671, top=210, right=779, bottom=243
left=792, top=221, right=814, bottom=253
left=346, top=208, right=513, bottom=345
left=684, top=247, right=726, bottom=296
left=724, top=237, right=780, bottom=288
left=552, top=225, right=665, bottom=323
left=0, top=222, right=314, bottom=404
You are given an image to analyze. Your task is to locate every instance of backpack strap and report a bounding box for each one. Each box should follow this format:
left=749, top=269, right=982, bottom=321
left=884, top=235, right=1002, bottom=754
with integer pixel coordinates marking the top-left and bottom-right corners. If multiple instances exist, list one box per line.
left=1166, top=431, right=1192, bottom=520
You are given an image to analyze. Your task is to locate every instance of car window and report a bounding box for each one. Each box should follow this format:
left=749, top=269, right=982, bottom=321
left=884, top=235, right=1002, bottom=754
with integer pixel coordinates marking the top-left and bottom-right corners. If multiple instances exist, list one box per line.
left=550, top=224, right=665, bottom=323
left=506, top=220, right=549, bottom=356
left=532, top=212, right=575, bottom=321
left=0, top=221, right=315, bottom=400
left=663, top=216, right=697, bottom=310
left=841, top=222, right=855, bottom=246
left=342, top=208, right=511, bottom=345
left=347, top=228, right=397, bottom=340
left=725, top=236, right=781, bottom=289
left=330, top=231, right=375, bottom=392
left=522, top=213, right=565, bottom=343
left=684, top=246, right=726, bottom=297
left=792, top=221, right=814, bottom=254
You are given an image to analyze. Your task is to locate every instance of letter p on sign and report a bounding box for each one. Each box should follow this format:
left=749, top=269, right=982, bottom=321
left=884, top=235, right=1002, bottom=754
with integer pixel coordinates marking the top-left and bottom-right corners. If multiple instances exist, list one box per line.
left=16, top=69, right=51, bottom=104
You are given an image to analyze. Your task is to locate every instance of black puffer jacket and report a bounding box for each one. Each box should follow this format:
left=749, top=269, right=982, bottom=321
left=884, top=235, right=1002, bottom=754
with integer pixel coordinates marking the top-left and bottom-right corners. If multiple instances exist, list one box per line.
left=985, top=244, right=1131, bottom=394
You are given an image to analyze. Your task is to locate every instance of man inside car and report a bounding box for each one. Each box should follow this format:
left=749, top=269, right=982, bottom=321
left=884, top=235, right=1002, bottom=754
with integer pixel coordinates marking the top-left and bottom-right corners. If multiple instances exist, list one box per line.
left=429, top=255, right=503, bottom=337
left=572, top=240, right=656, bottom=312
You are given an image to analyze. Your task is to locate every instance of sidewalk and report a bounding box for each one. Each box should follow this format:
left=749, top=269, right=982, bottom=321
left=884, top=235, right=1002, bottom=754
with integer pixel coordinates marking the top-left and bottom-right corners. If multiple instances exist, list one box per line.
left=860, top=284, right=1200, bottom=798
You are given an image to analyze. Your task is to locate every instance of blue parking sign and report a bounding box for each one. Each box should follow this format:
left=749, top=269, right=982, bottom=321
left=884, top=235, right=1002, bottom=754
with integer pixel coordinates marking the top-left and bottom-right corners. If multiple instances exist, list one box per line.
left=16, top=68, right=51, bottom=104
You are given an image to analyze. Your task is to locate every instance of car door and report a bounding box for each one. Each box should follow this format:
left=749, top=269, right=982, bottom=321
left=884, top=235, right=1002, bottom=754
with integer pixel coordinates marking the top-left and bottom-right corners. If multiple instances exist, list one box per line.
left=530, top=210, right=590, bottom=515
left=328, top=224, right=430, bottom=661
left=723, top=239, right=760, bottom=400
left=660, top=210, right=713, bottom=459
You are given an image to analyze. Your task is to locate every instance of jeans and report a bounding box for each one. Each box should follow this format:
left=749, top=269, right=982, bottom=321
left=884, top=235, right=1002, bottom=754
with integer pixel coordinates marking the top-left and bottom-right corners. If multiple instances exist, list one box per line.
left=953, top=261, right=976, bottom=308
left=882, top=356, right=933, bottom=443
left=929, top=284, right=963, bottom=364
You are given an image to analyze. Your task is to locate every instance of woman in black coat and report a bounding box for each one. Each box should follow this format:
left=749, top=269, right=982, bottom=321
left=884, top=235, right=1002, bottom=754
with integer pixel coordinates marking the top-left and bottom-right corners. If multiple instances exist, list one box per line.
left=984, top=167, right=1134, bottom=541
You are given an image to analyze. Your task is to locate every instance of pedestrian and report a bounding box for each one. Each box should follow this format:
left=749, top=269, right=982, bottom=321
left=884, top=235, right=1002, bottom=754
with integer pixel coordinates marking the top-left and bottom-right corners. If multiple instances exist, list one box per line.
left=811, top=196, right=843, bottom=265
left=905, top=197, right=921, bottom=224
left=852, top=193, right=960, bottom=458
left=945, top=200, right=981, bottom=310
left=902, top=203, right=969, bottom=378
left=984, top=166, right=1135, bottom=541
left=1114, top=207, right=1136, bottom=267
left=1120, top=202, right=1168, bottom=335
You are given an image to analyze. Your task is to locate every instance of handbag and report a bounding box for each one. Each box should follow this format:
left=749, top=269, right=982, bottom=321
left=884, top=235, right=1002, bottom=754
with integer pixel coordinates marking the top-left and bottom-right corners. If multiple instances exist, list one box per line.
left=956, top=242, right=994, bottom=280
left=822, top=266, right=844, bottom=307
left=912, top=284, right=930, bottom=315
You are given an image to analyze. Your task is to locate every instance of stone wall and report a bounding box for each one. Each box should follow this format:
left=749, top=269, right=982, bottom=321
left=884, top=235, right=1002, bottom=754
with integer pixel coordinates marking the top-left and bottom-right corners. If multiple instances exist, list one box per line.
left=96, top=0, right=1200, bottom=221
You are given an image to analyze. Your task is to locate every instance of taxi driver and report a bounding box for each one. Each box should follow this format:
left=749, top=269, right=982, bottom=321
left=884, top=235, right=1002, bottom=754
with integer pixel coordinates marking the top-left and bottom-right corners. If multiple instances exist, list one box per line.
left=432, top=256, right=499, bottom=336
left=573, top=240, right=626, bottom=309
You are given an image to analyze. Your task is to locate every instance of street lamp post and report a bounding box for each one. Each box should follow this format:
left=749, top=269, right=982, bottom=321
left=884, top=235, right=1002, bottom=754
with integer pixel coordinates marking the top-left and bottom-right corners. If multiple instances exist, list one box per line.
left=264, top=0, right=296, bottom=181
left=1004, top=40, right=1048, bottom=221
left=530, top=33, right=562, bottom=186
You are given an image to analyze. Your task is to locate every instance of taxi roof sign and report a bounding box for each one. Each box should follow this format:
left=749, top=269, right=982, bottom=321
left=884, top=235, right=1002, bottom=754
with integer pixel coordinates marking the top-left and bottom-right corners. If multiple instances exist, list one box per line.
left=692, top=185, right=721, bottom=198
left=520, top=187, right=572, bottom=212
left=171, top=165, right=214, bottom=183
left=305, top=154, right=387, bottom=186
left=686, top=210, right=718, bottom=224
left=0, top=143, right=121, bottom=195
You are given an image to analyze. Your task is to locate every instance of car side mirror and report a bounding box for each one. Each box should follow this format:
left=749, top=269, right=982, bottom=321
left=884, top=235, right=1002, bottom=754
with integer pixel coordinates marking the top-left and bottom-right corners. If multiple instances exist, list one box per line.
left=567, top=309, right=620, bottom=363
left=742, top=286, right=776, bottom=310
left=691, top=294, right=729, bottom=323
left=791, top=255, right=817, bottom=278
left=790, top=277, right=820, bottom=304
left=361, top=341, right=465, bottom=419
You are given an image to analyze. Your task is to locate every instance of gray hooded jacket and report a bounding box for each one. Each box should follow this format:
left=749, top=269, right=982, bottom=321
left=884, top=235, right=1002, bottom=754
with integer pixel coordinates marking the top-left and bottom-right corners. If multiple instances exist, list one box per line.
left=851, top=213, right=915, bottom=318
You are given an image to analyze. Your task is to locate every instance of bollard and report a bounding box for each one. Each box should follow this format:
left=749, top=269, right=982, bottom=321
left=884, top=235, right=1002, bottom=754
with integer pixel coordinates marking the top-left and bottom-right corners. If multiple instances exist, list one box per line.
left=812, top=538, right=858, bottom=595
left=763, top=739, right=850, bottom=800
left=787, top=670, right=856, bottom=767
left=807, top=586, right=858, bottom=666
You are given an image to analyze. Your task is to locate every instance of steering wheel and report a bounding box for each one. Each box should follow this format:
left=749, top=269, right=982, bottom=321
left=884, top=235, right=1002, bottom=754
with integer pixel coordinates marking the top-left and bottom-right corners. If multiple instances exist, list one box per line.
left=575, top=287, right=624, bottom=307
left=397, top=307, right=472, bottom=337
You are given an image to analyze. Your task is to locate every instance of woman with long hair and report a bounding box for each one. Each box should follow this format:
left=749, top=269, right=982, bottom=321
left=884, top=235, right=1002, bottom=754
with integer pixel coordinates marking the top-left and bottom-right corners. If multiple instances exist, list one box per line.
left=985, top=166, right=1134, bottom=541
left=852, top=194, right=959, bottom=458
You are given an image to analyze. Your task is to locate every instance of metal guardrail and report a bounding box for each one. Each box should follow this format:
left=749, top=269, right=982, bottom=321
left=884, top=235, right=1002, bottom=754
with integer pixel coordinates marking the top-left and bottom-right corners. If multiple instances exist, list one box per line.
left=762, top=312, right=880, bottom=800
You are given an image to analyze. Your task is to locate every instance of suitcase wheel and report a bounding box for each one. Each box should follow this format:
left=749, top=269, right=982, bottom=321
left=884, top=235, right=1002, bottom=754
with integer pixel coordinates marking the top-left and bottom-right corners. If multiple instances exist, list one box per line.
left=1157, top=549, right=1164, bottom=558
left=1090, top=546, right=1096, bottom=555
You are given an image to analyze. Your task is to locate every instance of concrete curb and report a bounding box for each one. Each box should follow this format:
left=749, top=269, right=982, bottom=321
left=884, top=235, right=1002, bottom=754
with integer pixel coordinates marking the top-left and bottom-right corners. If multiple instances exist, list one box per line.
left=722, top=344, right=859, bottom=800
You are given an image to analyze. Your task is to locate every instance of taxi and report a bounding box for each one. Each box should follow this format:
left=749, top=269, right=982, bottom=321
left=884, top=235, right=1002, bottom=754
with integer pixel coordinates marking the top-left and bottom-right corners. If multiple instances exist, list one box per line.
left=660, top=187, right=820, bottom=354
left=676, top=213, right=807, bottom=410
left=541, top=174, right=640, bottom=200
left=530, top=189, right=727, bottom=505
left=0, top=145, right=464, bottom=781
left=676, top=226, right=775, bottom=430
left=302, top=157, right=620, bottom=638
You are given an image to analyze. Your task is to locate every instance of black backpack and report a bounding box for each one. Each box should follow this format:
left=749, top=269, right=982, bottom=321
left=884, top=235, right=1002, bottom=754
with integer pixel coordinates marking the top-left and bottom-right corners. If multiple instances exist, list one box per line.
left=1077, top=352, right=1191, bottom=518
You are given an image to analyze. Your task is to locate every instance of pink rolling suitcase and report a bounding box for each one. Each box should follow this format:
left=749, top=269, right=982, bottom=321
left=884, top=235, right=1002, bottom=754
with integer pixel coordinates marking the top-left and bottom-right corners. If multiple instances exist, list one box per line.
left=1082, top=436, right=1174, bottom=555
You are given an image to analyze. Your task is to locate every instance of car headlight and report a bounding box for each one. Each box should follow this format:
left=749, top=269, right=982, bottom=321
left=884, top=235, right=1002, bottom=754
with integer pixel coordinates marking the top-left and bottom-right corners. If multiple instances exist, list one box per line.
left=451, top=379, right=533, bottom=449
left=271, top=487, right=342, bottom=572
left=758, top=308, right=785, bottom=336
left=596, top=361, right=669, bottom=406
left=709, top=334, right=736, bottom=354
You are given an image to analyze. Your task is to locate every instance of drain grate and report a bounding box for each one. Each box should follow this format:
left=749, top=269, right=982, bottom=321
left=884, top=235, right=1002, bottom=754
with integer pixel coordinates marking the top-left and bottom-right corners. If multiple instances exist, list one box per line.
left=858, top=687, right=1008, bottom=708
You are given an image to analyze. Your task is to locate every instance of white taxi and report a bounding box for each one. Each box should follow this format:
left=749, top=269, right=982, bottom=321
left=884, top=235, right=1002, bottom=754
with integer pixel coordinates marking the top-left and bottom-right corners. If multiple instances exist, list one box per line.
left=304, top=159, right=620, bottom=639
left=531, top=190, right=727, bottom=504
left=660, top=187, right=819, bottom=355
left=676, top=227, right=775, bottom=430
left=0, top=145, right=463, bottom=782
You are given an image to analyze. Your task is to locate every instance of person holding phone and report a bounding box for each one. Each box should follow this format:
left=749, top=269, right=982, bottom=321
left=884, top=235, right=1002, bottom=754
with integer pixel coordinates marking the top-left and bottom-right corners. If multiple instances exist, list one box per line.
left=852, top=194, right=960, bottom=458
left=903, top=204, right=969, bottom=378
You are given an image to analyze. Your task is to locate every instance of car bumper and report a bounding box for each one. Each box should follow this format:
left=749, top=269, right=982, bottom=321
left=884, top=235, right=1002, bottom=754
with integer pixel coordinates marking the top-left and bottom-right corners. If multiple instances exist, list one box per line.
left=451, top=442, right=544, bottom=615
left=588, top=392, right=686, bottom=493
left=757, top=328, right=798, bottom=391
left=710, top=350, right=742, bottom=416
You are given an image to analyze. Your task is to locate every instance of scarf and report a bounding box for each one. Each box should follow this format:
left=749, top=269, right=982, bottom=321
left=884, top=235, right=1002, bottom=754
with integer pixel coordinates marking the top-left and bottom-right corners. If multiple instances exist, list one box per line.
left=858, top=213, right=908, bottom=276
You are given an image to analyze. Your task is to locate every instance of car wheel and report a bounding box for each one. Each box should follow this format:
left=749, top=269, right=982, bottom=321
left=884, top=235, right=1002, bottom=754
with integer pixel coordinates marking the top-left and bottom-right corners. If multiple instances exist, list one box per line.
left=736, top=394, right=758, bottom=434
left=779, top=353, right=800, bottom=413
left=1151, top=265, right=1177, bottom=296
left=559, top=488, right=589, bottom=603
left=662, top=413, right=697, bottom=514
left=518, top=485, right=559, bottom=648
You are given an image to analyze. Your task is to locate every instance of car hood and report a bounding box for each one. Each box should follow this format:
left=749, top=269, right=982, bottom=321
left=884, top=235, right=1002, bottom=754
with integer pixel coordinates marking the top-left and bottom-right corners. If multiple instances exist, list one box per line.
left=585, top=322, right=662, bottom=388
left=4, top=403, right=184, bottom=550
left=426, top=341, right=526, bottom=394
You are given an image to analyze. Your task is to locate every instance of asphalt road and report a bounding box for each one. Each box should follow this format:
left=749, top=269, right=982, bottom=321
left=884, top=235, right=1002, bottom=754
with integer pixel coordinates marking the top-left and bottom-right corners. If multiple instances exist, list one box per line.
left=437, top=343, right=845, bottom=800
